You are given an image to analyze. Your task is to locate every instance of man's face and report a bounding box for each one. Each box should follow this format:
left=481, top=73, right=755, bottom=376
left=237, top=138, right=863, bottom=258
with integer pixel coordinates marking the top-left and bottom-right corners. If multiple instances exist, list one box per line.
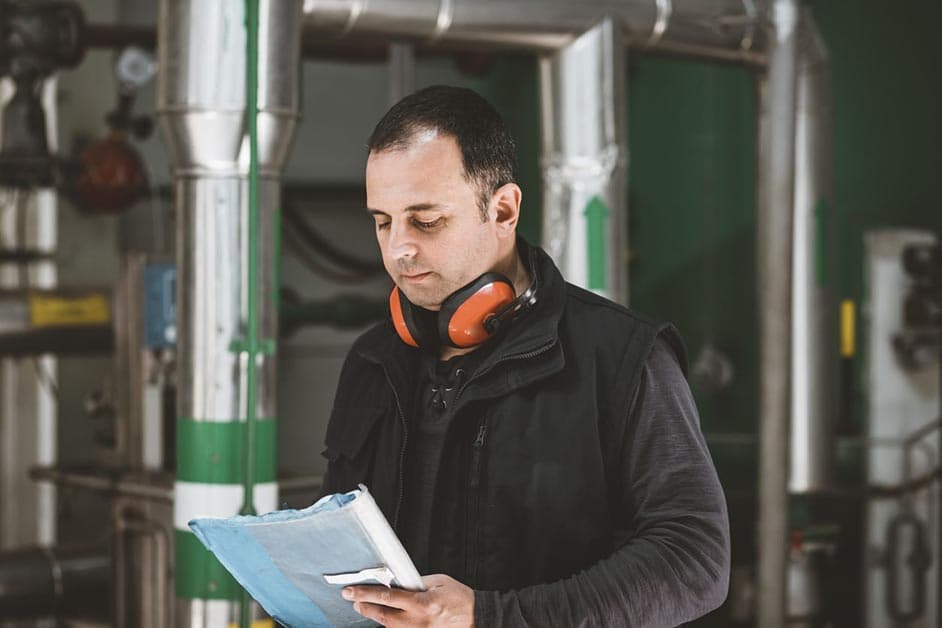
left=366, top=132, right=501, bottom=310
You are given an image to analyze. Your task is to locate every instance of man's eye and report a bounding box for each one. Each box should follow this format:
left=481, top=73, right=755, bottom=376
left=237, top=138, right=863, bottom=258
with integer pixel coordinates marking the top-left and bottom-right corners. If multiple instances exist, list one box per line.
left=376, top=221, right=390, bottom=231
left=413, top=218, right=443, bottom=231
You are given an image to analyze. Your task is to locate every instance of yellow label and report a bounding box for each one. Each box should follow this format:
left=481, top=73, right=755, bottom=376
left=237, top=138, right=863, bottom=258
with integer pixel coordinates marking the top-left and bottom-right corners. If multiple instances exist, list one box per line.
left=29, top=293, right=110, bottom=328
left=840, top=299, right=855, bottom=358
left=228, top=621, right=274, bottom=628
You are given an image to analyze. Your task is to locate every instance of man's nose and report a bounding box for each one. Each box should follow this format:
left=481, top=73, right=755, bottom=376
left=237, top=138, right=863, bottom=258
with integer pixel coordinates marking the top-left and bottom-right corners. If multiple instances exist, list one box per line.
left=387, top=221, right=418, bottom=260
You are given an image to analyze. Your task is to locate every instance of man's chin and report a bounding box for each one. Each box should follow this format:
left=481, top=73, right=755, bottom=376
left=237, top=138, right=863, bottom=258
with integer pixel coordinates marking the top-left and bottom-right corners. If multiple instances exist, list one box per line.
left=399, top=287, right=443, bottom=311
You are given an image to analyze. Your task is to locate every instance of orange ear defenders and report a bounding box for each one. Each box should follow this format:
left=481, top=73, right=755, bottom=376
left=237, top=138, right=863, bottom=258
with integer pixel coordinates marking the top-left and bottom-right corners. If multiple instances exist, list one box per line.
left=390, top=247, right=539, bottom=350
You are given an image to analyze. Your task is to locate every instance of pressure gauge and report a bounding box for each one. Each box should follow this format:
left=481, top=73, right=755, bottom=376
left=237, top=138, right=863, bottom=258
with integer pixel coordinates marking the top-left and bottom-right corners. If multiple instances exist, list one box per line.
left=115, top=46, right=156, bottom=92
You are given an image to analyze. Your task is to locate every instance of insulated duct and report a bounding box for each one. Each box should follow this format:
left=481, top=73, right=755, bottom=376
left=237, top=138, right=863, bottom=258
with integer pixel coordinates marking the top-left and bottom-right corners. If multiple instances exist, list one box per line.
left=539, top=18, right=628, bottom=305
left=156, top=0, right=301, bottom=626
left=302, top=0, right=765, bottom=59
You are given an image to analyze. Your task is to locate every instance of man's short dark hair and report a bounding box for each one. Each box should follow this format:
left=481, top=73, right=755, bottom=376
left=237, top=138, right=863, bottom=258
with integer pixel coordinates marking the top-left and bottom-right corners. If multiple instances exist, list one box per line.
left=368, top=85, right=518, bottom=220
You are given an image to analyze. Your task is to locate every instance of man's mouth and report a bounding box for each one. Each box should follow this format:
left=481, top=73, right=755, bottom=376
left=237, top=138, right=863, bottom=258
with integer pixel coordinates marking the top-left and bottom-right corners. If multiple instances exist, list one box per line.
left=402, top=271, right=432, bottom=281
left=401, top=272, right=432, bottom=282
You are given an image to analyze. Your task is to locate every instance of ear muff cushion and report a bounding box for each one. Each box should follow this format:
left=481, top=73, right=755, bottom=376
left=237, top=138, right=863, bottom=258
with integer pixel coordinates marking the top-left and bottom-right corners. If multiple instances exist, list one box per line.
left=389, top=287, right=420, bottom=347
left=440, top=274, right=515, bottom=348
left=391, top=286, right=441, bottom=350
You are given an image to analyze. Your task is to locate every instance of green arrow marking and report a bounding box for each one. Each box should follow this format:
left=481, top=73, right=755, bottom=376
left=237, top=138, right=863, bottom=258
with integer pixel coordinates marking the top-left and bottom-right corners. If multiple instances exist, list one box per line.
left=585, top=195, right=610, bottom=291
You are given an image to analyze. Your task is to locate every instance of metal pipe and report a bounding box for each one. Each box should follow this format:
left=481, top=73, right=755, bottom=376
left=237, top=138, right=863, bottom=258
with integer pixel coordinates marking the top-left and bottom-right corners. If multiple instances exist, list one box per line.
left=756, top=0, right=800, bottom=626
left=0, top=546, right=110, bottom=621
left=156, top=0, right=301, bottom=625
left=113, top=505, right=170, bottom=628
left=28, top=466, right=174, bottom=503
left=788, top=9, right=834, bottom=494
left=388, top=43, right=416, bottom=104
left=302, top=0, right=767, bottom=55
left=539, top=18, right=628, bottom=305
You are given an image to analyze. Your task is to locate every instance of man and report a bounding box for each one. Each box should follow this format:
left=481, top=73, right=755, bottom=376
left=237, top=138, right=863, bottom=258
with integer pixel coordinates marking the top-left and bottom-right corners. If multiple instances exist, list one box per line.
left=320, top=85, right=730, bottom=627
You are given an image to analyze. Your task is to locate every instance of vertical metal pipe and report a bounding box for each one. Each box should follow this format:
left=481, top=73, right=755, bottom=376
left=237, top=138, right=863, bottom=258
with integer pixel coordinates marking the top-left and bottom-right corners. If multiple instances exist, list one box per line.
left=0, top=78, right=59, bottom=551
left=788, top=11, right=834, bottom=494
left=756, top=0, right=800, bottom=626
left=539, top=17, right=628, bottom=305
left=156, top=0, right=300, bottom=625
left=388, top=43, right=416, bottom=105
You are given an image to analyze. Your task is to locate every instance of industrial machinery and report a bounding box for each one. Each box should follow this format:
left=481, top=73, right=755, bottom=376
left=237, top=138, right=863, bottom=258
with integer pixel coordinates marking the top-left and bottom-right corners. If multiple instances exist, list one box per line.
left=1, top=1, right=936, bottom=627
left=864, top=230, right=940, bottom=628
left=0, top=0, right=85, bottom=188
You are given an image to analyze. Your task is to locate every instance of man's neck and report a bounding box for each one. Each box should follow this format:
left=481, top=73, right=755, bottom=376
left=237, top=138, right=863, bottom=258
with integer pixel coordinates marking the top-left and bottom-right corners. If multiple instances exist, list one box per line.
left=439, top=245, right=532, bottom=361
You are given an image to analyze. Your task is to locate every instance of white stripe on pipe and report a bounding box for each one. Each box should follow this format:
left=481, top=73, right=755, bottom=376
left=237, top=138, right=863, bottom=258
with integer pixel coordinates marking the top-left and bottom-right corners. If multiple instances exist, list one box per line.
left=174, top=481, right=278, bottom=530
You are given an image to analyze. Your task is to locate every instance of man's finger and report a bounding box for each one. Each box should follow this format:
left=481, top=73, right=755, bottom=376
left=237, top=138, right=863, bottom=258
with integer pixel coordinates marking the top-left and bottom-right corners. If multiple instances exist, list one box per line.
left=343, top=585, right=421, bottom=612
left=353, top=601, right=406, bottom=626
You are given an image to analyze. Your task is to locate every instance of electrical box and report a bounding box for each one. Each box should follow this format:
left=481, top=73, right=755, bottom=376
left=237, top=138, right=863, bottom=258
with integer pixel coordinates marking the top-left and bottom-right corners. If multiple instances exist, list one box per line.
left=143, top=264, right=175, bottom=349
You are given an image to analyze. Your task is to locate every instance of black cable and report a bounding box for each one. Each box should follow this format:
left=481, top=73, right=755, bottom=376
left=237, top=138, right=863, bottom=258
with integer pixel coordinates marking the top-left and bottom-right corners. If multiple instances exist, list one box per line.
left=31, top=357, right=59, bottom=400
left=0, top=250, right=52, bottom=263
left=282, top=204, right=384, bottom=276
left=282, top=226, right=378, bottom=284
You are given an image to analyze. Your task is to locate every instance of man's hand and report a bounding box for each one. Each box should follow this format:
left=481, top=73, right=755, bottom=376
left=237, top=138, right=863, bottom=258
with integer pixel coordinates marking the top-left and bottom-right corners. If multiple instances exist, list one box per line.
left=342, top=574, right=474, bottom=627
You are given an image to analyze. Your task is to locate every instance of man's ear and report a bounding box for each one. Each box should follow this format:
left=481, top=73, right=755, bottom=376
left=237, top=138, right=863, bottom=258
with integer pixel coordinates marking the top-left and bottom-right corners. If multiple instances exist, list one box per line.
left=491, top=183, right=522, bottom=238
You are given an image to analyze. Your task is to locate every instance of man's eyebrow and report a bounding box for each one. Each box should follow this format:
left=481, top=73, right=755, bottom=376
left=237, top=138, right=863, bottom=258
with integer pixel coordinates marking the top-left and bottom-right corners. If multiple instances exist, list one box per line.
left=366, top=203, right=443, bottom=216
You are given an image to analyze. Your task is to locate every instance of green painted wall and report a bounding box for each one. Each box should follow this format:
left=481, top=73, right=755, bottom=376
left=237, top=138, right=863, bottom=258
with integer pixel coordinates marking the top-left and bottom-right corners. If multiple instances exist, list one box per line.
left=627, top=58, right=758, bottom=439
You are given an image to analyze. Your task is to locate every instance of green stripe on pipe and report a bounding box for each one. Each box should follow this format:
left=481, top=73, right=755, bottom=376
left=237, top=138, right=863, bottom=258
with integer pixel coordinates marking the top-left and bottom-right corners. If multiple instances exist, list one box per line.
left=177, top=419, right=276, bottom=484
left=584, top=195, right=610, bottom=291
left=175, top=529, right=240, bottom=599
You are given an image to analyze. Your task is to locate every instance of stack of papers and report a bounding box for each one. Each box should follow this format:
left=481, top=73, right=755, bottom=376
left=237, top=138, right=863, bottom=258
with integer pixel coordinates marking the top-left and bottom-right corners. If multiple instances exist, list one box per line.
left=189, top=485, right=424, bottom=627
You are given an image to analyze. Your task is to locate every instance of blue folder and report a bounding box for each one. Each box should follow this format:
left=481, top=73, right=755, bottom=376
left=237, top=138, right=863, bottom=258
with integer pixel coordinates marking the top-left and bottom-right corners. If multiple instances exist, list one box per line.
left=189, top=485, right=424, bottom=628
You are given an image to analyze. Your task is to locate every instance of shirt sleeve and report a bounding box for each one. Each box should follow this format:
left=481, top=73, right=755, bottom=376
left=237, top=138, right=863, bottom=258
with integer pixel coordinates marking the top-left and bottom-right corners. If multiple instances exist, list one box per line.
left=473, top=337, right=731, bottom=627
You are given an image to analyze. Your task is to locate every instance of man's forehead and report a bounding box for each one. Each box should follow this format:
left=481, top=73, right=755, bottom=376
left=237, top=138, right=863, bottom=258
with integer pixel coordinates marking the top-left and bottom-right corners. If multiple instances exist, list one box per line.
left=366, top=129, right=460, bottom=165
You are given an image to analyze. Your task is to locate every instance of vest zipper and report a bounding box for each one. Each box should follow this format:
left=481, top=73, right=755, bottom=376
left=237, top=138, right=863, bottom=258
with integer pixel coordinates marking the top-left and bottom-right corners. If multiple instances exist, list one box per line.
left=380, top=365, right=409, bottom=531
left=470, top=422, right=488, bottom=488
left=381, top=339, right=555, bottom=537
left=456, top=341, right=555, bottom=582
left=466, top=419, right=488, bottom=581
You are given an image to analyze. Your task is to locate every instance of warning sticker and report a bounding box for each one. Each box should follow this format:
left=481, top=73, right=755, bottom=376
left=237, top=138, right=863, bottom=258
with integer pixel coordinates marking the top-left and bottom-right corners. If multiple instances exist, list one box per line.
left=29, top=293, right=110, bottom=328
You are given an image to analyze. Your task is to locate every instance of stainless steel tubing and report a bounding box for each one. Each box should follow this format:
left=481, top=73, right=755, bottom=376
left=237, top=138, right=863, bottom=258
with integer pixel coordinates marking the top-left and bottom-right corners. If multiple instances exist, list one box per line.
left=756, top=0, right=800, bottom=626
left=303, top=0, right=767, bottom=55
left=788, top=10, right=833, bottom=494
left=173, top=177, right=281, bottom=426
